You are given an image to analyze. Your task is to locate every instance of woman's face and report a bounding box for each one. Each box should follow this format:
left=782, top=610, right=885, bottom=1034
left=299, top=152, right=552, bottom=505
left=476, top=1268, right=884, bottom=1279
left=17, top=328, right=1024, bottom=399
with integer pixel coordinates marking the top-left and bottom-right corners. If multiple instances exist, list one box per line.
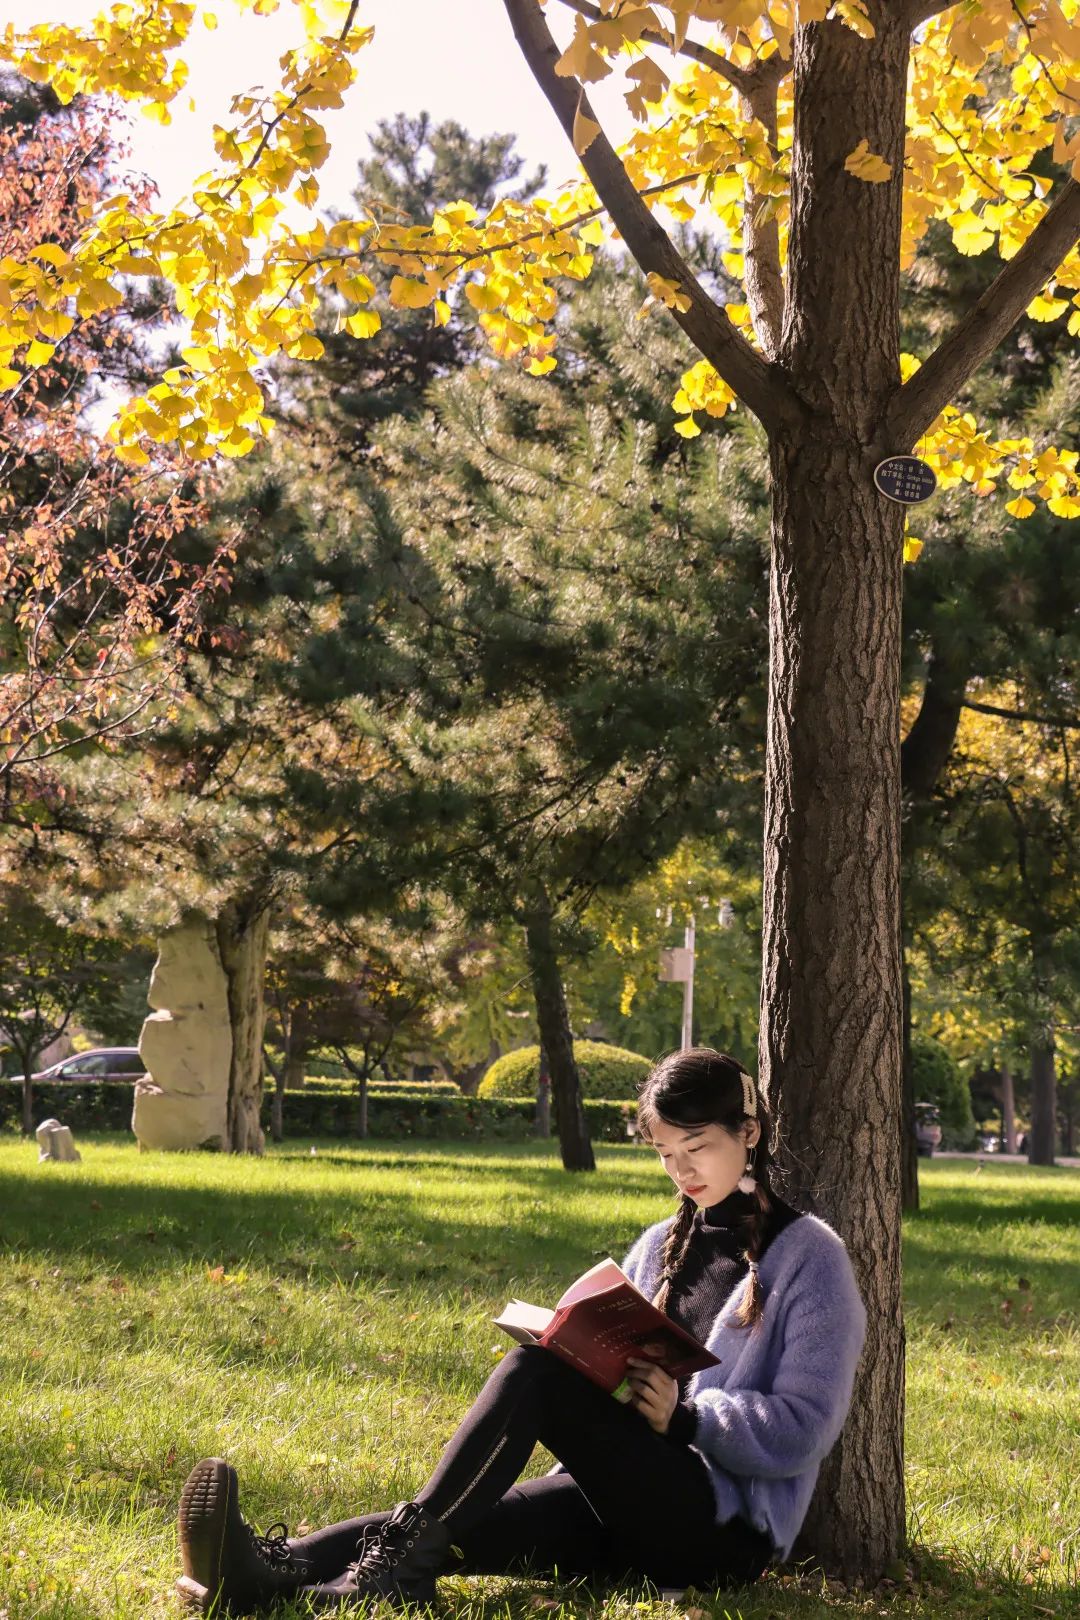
left=648, top=1117, right=761, bottom=1207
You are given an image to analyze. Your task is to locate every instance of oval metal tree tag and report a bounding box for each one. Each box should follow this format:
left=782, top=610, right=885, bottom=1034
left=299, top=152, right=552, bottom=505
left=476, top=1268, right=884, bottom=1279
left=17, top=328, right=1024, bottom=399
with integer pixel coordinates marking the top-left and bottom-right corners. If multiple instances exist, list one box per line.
left=874, top=455, right=937, bottom=505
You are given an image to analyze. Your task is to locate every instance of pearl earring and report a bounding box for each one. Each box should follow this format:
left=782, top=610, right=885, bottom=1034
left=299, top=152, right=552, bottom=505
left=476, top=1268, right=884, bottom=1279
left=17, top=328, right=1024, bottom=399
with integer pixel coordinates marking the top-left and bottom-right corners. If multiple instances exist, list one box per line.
left=737, top=1145, right=757, bottom=1195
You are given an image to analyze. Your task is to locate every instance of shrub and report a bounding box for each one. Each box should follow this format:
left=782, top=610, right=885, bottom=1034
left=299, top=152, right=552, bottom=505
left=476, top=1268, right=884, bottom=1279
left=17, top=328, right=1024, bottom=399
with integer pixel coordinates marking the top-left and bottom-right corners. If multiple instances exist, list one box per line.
left=911, top=1035, right=975, bottom=1136
left=478, top=1041, right=652, bottom=1102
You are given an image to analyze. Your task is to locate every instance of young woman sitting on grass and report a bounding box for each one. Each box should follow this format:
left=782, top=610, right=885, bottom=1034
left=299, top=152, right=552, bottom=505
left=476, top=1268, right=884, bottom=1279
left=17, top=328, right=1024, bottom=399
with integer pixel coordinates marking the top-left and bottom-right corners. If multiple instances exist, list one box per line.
left=177, top=1048, right=866, bottom=1613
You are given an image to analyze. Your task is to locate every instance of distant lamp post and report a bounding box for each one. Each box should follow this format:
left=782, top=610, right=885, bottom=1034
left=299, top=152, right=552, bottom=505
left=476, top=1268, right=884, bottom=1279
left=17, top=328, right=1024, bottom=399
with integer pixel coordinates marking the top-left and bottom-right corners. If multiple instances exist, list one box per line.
left=658, top=895, right=734, bottom=1051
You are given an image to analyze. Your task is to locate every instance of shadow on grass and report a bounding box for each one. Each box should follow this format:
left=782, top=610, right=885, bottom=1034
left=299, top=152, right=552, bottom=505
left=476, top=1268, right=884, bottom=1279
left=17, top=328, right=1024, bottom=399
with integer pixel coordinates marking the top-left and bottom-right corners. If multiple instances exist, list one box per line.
left=0, top=1142, right=659, bottom=1295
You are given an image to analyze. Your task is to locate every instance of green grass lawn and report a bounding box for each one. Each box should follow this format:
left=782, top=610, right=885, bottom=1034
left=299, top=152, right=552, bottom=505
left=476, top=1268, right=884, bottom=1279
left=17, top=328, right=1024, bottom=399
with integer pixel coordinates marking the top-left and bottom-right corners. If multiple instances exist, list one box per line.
left=0, top=1137, right=1077, bottom=1620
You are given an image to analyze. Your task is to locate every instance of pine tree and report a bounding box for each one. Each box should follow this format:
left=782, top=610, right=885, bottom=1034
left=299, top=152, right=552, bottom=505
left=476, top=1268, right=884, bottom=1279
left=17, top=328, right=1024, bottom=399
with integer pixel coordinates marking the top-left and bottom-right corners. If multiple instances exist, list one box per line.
left=270, top=264, right=768, bottom=1168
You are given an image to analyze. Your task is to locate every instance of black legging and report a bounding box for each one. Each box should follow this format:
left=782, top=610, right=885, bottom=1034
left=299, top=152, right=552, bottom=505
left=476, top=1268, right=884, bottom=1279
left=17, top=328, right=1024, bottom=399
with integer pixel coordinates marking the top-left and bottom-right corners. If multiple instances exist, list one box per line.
left=291, top=1345, right=772, bottom=1591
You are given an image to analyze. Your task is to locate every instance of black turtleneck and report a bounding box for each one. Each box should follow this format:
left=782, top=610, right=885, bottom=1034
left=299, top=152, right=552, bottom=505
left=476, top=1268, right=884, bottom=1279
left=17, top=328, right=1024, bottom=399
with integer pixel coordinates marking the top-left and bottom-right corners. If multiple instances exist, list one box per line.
left=662, top=1187, right=802, bottom=1444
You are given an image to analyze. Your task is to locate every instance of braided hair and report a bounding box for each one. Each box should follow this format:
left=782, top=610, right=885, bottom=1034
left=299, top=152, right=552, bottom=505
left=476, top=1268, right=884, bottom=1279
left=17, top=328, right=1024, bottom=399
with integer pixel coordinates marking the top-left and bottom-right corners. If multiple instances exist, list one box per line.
left=637, top=1047, right=775, bottom=1330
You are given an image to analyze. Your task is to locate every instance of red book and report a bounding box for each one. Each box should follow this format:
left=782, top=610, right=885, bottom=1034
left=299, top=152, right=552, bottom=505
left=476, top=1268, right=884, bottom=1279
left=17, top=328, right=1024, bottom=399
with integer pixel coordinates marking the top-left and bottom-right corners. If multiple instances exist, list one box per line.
left=493, top=1257, right=719, bottom=1397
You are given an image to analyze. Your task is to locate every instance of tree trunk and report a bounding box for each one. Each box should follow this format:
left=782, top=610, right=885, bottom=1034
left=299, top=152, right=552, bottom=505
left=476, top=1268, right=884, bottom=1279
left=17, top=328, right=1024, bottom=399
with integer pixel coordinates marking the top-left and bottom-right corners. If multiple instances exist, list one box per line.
left=1060, top=1074, right=1076, bottom=1156
left=900, top=941, right=918, bottom=1212
left=1028, top=1038, right=1056, bottom=1166
left=353, top=1073, right=369, bottom=1139
left=762, top=12, right=910, bottom=1580
left=285, top=1051, right=306, bottom=1089
left=535, top=1047, right=552, bottom=1139
left=999, top=1062, right=1017, bottom=1154
left=216, top=898, right=271, bottom=1154
left=271, top=1068, right=286, bottom=1144
left=14, top=1039, right=39, bottom=1135
left=524, top=898, right=594, bottom=1172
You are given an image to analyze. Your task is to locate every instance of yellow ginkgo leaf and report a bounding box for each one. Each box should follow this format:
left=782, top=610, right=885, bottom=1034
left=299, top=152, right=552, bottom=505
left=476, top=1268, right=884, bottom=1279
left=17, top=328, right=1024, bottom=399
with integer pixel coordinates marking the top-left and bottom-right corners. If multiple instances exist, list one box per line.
left=674, top=416, right=701, bottom=438
left=843, top=139, right=893, bottom=184
left=25, top=339, right=56, bottom=367
left=902, top=535, right=924, bottom=563
left=572, top=99, right=601, bottom=156
left=1027, top=292, right=1068, bottom=321
left=554, top=15, right=611, bottom=83
left=1005, top=495, right=1036, bottom=519
left=465, top=282, right=502, bottom=313
left=951, top=210, right=995, bottom=256
left=390, top=276, right=435, bottom=309
left=344, top=309, right=381, bottom=339
left=114, top=442, right=150, bottom=466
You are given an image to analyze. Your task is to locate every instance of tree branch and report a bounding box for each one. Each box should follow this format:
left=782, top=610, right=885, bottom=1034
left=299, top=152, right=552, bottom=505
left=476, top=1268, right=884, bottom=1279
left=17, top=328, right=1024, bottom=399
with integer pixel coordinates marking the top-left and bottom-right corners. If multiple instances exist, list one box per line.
left=552, top=0, right=789, bottom=359
left=501, top=0, right=800, bottom=431
left=739, top=74, right=786, bottom=359
left=963, top=698, right=1080, bottom=731
left=906, top=0, right=960, bottom=25
left=553, top=0, right=752, bottom=93
left=885, top=178, right=1080, bottom=448
left=900, top=646, right=968, bottom=799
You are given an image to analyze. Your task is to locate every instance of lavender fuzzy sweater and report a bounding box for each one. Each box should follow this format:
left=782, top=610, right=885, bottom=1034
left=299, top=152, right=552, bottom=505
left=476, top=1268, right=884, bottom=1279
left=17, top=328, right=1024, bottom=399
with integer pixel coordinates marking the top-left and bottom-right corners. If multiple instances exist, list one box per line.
left=622, top=1212, right=866, bottom=1560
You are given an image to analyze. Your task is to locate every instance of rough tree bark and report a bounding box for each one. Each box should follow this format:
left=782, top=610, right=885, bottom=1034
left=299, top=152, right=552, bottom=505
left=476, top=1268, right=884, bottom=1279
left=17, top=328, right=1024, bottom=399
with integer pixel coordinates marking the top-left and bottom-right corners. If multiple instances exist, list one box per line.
left=1028, top=1037, right=1057, bottom=1165
left=761, top=10, right=910, bottom=1578
left=216, top=896, right=271, bottom=1154
left=523, top=895, right=594, bottom=1172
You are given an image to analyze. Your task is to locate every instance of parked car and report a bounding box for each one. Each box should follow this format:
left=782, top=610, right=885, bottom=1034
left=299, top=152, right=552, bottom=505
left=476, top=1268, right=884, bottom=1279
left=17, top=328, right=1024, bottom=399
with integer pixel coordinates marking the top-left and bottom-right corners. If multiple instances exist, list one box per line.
left=16, top=1047, right=146, bottom=1084
left=914, top=1102, right=943, bottom=1157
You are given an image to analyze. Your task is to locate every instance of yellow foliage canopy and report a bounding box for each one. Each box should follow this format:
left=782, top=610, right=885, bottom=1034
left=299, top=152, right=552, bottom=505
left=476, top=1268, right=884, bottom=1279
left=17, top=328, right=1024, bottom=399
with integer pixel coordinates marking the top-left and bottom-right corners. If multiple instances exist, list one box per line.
left=3, top=0, right=1080, bottom=528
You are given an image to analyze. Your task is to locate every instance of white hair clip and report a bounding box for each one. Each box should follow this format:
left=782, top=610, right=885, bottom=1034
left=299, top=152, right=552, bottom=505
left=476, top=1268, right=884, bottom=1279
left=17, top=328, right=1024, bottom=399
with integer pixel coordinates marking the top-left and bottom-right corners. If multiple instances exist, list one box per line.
left=741, top=1070, right=758, bottom=1118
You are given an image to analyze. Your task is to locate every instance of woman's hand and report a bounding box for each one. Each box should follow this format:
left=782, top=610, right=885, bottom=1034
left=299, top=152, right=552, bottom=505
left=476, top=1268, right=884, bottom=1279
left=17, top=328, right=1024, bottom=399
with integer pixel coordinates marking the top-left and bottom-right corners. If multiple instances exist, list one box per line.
left=625, top=1357, right=678, bottom=1435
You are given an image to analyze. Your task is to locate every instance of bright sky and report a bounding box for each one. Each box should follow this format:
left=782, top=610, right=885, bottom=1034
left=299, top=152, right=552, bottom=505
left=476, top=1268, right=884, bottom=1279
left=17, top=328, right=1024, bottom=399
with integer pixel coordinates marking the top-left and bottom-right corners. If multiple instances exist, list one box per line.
left=6, top=0, right=645, bottom=214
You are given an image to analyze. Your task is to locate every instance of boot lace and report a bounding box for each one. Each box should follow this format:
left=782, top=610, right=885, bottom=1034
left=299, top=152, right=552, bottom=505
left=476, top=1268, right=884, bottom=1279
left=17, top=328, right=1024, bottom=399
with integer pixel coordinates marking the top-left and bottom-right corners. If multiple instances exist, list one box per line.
left=348, top=1506, right=426, bottom=1579
left=249, top=1522, right=301, bottom=1571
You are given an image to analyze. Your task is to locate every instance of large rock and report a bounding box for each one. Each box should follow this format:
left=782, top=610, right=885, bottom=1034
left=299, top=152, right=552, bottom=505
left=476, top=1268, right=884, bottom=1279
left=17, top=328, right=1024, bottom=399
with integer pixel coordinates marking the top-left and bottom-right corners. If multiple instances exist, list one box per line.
left=133, top=917, right=231, bottom=1150
left=36, top=1119, right=81, bottom=1162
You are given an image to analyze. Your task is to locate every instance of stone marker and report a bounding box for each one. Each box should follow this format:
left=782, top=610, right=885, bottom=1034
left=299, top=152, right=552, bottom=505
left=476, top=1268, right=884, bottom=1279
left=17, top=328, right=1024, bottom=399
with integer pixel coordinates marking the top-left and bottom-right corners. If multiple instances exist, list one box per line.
left=36, top=1118, right=81, bottom=1163
left=133, top=916, right=231, bottom=1151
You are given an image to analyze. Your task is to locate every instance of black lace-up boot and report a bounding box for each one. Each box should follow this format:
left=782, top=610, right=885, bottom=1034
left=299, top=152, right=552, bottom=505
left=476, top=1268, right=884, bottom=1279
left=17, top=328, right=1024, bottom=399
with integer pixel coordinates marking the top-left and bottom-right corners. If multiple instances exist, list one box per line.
left=176, top=1457, right=310, bottom=1613
left=300, top=1500, right=451, bottom=1611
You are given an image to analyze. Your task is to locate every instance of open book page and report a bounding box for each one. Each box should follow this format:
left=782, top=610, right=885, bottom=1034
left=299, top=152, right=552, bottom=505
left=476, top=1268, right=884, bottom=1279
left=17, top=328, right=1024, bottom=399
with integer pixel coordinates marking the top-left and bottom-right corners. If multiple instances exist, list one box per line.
left=492, top=1301, right=555, bottom=1344
left=554, top=1257, right=636, bottom=1311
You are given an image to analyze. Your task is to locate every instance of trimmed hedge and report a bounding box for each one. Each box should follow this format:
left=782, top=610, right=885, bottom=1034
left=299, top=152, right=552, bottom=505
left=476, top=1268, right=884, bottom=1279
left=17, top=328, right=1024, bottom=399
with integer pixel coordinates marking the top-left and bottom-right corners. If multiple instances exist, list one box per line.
left=478, top=1041, right=652, bottom=1101
left=0, top=1078, right=635, bottom=1143
left=0, top=1080, right=138, bottom=1133
left=298, top=1076, right=460, bottom=1096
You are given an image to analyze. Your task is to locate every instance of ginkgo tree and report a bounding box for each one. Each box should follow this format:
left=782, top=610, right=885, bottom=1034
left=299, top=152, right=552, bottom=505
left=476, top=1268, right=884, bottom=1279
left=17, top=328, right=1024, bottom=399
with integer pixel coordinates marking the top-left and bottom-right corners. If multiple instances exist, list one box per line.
left=6, top=0, right=1080, bottom=1579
